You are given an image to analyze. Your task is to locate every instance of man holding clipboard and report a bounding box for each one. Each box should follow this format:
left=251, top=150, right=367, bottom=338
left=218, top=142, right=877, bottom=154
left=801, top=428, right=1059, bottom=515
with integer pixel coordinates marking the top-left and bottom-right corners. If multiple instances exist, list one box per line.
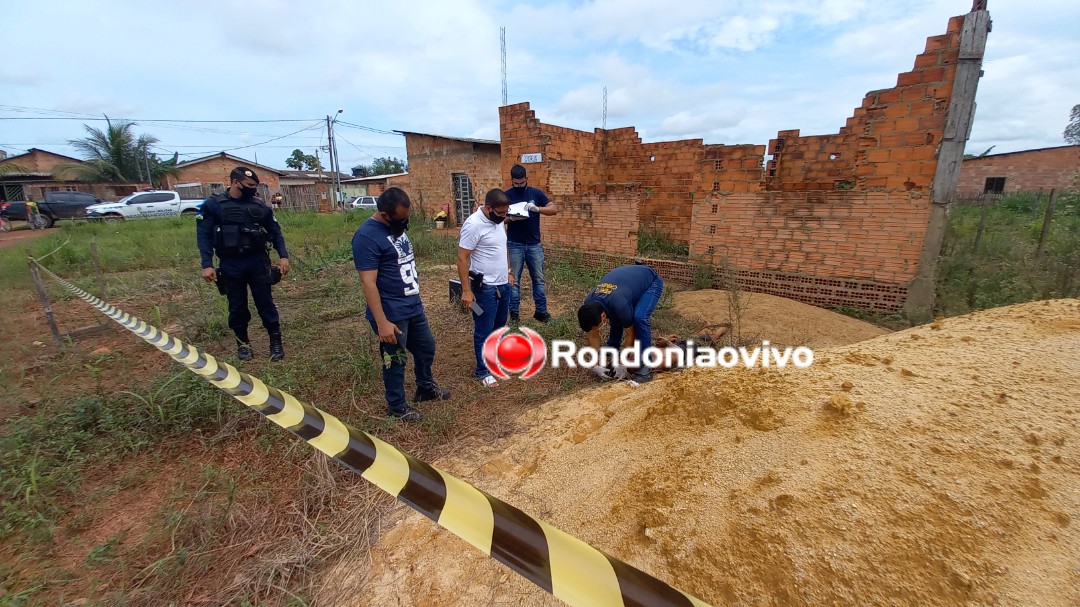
left=505, top=164, right=557, bottom=323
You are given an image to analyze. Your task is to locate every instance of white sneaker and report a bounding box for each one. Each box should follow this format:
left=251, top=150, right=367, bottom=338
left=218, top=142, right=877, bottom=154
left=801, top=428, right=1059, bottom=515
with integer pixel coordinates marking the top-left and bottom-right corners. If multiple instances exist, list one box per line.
left=481, top=375, right=499, bottom=388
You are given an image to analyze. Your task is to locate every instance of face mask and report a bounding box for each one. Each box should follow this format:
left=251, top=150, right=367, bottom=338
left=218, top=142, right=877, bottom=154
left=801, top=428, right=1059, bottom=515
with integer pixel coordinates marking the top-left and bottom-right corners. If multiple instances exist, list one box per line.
left=240, top=186, right=258, bottom=199
left=387, top=216, right=409, bottom=237
left=487, top=209, right=505, bottom=224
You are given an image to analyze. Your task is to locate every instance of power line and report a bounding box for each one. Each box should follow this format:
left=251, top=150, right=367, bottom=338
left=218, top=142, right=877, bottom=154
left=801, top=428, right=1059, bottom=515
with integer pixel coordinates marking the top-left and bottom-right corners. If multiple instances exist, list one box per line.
left=0, top=105, right=319, bottom=123
left=335, top=121, right=399, bottom=136
left=156, top=121, right=326, bottom=157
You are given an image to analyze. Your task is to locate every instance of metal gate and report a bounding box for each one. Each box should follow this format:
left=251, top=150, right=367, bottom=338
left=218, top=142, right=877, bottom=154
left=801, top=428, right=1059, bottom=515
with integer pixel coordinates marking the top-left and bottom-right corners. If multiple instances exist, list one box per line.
left=452, top=173, right=474, bottom=226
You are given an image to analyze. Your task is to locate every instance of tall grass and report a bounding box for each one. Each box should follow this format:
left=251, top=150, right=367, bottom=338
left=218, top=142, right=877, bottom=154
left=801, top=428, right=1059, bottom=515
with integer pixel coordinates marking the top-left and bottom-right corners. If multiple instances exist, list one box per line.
left=936, top=190, right=1080, bottom=316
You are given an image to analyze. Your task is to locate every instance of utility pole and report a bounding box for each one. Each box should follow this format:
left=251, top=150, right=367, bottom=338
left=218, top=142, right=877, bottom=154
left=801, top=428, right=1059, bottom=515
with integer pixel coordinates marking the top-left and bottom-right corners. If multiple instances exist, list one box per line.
left=144, top=150, right=154, bottom=189
left=326, top=115, right=337, bottom=209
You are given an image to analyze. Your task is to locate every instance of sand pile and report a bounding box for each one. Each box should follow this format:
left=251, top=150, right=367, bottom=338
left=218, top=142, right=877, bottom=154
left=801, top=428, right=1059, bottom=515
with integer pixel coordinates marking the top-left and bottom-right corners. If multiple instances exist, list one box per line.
left=320, top=299, right=1080, bottom=606
left=673, top=289, right=889, bottom=347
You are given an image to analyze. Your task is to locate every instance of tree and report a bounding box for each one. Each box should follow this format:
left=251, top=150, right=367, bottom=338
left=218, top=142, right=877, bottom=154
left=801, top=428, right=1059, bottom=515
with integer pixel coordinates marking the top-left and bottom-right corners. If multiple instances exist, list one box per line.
left=1064, top=104, right=1080, bottom=145
left=369, top=157, right=407, bottom=175
left=285, top=149, right=322, bottom=171
left=54, top=118, right=179, bottom=185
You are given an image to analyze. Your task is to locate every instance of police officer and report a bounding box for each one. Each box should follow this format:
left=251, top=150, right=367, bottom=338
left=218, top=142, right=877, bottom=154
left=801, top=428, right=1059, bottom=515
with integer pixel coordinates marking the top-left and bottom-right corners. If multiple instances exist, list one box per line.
left=197, top=167, right=291, bottom=361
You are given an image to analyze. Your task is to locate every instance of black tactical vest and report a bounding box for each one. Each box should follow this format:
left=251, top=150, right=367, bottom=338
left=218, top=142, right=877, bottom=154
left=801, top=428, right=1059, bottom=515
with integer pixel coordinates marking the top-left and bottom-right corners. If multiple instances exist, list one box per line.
left=213, top=198, right=269, bottom=256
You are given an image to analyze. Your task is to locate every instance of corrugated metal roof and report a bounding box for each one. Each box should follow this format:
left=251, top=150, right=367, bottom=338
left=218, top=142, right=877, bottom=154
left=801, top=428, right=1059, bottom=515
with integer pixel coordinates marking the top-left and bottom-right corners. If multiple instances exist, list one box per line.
left=394, top=131, right=500, bottom=146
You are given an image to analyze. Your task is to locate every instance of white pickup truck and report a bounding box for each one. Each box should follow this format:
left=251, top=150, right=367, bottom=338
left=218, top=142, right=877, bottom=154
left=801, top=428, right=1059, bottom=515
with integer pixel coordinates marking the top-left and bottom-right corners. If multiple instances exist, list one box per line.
left=85, top=190, right=205, bottom=221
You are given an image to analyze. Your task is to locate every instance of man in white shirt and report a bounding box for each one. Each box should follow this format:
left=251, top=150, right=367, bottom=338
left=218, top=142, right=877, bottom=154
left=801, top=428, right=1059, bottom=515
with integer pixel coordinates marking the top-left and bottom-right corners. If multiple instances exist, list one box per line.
left=458, top=189, right=515, bottom=387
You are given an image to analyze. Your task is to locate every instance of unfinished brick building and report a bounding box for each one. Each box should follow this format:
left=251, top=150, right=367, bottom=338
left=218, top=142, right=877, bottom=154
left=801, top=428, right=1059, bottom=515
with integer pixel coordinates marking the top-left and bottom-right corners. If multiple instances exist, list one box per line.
left=499, top=5, right=991, bottom=314
left=956, top=145, right=1080, bottom=194
left=397, top=131, right=502, bottom=225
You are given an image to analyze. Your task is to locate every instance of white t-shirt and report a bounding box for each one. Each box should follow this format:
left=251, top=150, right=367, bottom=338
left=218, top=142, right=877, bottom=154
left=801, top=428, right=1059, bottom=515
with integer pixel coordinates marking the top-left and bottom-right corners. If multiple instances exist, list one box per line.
left=459, top=209, right=508, bottom=286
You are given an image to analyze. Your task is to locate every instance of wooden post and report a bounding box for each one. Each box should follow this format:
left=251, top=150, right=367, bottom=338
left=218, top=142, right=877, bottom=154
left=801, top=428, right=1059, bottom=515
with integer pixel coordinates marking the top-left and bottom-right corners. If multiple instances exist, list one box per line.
left=90, top=241, right=106, bottom=298
left=28, top=259, right=65, bottom=352
left=972, top=196, right=991, bottom=252
left=1036, top=188, right=1058, bottom=259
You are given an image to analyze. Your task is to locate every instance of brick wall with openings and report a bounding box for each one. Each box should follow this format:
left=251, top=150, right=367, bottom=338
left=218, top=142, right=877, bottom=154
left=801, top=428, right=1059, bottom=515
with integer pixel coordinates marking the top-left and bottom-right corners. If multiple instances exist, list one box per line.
left=402, top=133, right=502, bottom=224
left=955, top=145, right=1080, bottom=195
left=548, top=248, right=908, bottom=312
left=765, top=15, right=964, bottom=194
left=498, top=103, right=763, bottom=246
left=500, top=11, right=972, bottom=312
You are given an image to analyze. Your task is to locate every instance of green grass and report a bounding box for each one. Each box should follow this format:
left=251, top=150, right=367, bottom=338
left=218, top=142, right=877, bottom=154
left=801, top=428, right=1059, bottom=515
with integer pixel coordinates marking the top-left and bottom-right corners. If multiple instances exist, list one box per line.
left=636, top=227, right=689, bottom=259
left=936, top=190, right=1080, bottom=316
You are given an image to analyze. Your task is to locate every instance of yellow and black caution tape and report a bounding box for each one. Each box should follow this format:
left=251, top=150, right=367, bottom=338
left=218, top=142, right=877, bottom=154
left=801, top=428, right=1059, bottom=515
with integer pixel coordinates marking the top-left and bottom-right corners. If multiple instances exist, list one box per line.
left=35, top=260, right=714, bottom=607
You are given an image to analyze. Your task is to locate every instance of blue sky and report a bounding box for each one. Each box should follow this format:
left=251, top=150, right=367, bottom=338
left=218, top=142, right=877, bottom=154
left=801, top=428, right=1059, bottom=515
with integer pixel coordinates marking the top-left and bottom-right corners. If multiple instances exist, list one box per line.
left=2, top=0, right=1077, bottom=174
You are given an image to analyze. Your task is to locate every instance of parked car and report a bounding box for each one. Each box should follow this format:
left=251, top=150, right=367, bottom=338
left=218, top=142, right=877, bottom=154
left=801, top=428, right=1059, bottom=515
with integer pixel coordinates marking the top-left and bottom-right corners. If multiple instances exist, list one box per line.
left=85, top=190, right=205, bottom=221
left=0, top=191, right=106, bottom=228
left=346, top=196, right=378, bottom=210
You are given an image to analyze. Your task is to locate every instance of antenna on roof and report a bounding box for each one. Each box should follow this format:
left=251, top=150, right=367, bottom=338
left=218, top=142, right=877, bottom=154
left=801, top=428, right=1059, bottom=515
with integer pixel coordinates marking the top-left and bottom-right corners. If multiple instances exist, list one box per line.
left=602, top=86, right=608, bottom=130
left=501, top=27, right=508, bottom=106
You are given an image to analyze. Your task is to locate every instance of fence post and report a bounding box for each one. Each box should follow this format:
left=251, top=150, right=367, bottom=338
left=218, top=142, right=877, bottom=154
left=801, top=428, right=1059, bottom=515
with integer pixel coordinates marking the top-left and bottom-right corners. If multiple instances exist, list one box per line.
left=972, top=194, right=991, bottom=253
left=28, top=258, right=65, bottom=352
left=1035, top=188, right=1059, bottom=259
left=90, top=241, right=106, bottom=298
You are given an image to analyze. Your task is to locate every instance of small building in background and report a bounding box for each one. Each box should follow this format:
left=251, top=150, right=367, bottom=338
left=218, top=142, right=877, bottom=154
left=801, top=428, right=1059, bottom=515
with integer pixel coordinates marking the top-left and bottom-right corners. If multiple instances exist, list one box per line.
left=0, top=148, right=144, bottom=201
left=396, top=131, right=501, bottom=225
left=955, top=145, right=1080, bottom=195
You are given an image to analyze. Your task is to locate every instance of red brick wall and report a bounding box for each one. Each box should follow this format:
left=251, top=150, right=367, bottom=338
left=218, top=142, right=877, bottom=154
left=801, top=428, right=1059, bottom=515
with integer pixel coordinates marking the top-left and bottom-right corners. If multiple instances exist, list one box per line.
left=498, top=104, right=763, bottom=246
left=689, top=190, right=930, bottom=284
left=171, top=157, right=282, bottom=191
left=402, top=134, right=501, bottom=223
left=765, top=15, right=963, bottom=193
left=0, top=150, right=79, bottom=173
left=368, top=174, right=412, bottom=198
left=543, top=191, right=640, bottom=256
left=497, top=12, right=973, bottom=312
left=955, top=146, right=1080, bottom=194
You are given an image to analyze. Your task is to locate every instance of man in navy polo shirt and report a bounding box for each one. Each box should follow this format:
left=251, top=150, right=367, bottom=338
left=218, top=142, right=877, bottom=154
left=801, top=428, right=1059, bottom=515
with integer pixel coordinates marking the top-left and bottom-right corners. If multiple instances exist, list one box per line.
left=353, top=187, right=449, bottom=422
left=504, top=164, right=557, bottom=323
left=577, top=264, right=665, bottom=383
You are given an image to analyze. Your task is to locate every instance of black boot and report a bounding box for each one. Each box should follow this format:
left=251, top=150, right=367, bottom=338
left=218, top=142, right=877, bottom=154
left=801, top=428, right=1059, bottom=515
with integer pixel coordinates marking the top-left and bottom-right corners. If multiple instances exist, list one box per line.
left=269, top=331, right=285, bottom=362
left=236, top=332, right=253, bottom=361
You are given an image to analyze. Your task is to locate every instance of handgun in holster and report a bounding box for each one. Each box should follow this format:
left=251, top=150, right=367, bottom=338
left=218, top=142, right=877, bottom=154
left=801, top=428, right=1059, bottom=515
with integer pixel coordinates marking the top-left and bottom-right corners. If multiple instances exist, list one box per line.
left=468, top=270, right=484, bottom=292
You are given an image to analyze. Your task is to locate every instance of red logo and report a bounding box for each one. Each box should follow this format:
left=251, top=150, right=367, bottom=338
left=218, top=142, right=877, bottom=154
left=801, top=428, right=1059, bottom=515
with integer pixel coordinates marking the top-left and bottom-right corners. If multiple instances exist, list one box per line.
left=482, top=327, right=547, bottom=380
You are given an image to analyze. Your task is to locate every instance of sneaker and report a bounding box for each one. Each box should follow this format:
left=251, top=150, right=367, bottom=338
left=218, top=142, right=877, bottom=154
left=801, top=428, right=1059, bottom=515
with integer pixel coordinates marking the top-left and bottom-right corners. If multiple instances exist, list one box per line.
left=509, top=311, right=520, bottom=323
left=533, top=311, right=552, bottom=323
left=480, top=375, right=499, bottom=388
left=237, top=343, right=253, bottom=361
left=414, top=385, right=450, bottom=403
left=389, top=406, right=423, bottom=423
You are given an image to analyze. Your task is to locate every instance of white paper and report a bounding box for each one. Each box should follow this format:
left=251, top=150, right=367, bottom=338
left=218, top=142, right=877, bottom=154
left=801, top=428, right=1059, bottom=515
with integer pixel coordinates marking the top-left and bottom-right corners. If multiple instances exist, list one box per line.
left=508, top=202, right=531, bottom=217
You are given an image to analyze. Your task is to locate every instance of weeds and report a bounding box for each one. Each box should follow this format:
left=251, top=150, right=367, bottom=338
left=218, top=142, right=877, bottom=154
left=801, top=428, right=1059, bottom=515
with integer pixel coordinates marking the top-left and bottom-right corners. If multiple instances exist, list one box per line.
left=636, top=227, right=689, bottom=259
left=937, top=190, right=1080, bottom=316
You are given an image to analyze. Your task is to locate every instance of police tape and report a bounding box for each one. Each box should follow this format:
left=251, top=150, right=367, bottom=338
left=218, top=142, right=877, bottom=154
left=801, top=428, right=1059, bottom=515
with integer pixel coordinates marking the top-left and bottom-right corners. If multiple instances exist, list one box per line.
left=35, top=260, right=714, bottom=607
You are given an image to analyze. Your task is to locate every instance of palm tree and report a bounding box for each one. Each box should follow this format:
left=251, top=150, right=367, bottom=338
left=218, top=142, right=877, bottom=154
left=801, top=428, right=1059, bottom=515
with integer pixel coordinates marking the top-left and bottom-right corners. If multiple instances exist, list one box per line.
left=54, top=118, right=179, bottom=186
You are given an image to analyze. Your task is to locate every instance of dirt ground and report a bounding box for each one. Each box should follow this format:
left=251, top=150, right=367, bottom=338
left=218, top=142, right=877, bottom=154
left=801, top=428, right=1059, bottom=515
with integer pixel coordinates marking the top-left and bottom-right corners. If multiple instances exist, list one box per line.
left=320, top=298, right=1080, bottom=606
left=673, top=289, right=889, bottom=347
left=0, top=226, right=54, bottom=250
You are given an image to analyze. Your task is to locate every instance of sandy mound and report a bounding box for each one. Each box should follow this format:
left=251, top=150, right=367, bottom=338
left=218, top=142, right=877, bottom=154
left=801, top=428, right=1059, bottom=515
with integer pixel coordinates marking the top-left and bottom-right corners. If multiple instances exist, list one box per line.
left=673, top=289, right=889, bottom=347
left=319, top=299, right=1080, bottom=607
